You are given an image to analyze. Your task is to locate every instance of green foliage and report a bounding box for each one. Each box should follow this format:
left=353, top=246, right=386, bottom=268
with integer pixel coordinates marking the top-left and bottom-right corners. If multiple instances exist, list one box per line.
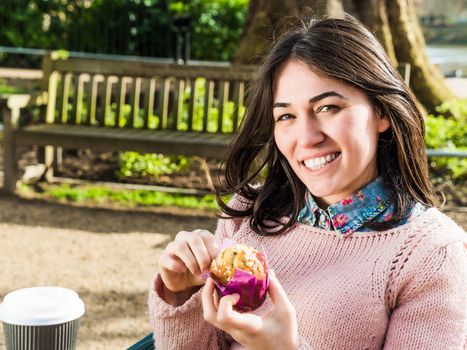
left=0, top=0, right=172, bottom=58
left=425, top=99, right=467, bottom=182
left=0, top=79, right=27, bottom=94
left=117, top=152, right=189, bottom=179
left=0, top=0, right=247, bottom=62
left=170, top=0, right=248, bottom=61
left=44, top=183, right=221, bottom=209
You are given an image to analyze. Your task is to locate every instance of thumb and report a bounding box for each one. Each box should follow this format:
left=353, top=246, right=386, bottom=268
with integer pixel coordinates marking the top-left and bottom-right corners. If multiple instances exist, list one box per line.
left=268, top=269, right=293, bottom=312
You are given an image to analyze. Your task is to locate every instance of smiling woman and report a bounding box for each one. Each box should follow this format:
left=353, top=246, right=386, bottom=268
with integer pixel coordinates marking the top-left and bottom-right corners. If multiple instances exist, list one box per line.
left=148, top=15, right=466, bottom=350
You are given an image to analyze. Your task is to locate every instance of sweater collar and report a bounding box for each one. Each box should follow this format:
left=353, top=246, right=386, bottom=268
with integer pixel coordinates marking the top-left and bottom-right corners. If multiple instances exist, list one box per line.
left=297, top=176, right=391, bottom=236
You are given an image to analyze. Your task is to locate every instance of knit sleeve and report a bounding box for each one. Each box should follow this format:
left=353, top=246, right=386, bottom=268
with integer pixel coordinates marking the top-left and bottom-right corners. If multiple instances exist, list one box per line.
left=148, top=274, right=230, bottom=350
left=147, top=195, right=248, bottom=349
left=383, top=239, right=467, bottom=349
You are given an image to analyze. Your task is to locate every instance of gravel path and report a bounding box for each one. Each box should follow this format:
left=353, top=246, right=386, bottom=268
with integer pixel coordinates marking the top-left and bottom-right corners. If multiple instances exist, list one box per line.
left=0, top=193, right=217, bottom=350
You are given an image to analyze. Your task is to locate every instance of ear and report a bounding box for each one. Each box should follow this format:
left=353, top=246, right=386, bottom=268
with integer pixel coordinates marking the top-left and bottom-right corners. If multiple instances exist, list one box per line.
left=377, top=116, right=391, bottom=133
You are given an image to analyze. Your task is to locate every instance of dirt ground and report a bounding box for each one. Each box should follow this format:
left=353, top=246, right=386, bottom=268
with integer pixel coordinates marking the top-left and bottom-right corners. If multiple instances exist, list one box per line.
left=0, top=193, right=218, bottom=350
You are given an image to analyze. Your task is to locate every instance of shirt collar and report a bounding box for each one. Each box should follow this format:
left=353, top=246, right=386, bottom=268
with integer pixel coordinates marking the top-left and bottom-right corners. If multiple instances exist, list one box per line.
left=297, top=176, right=392, bottom=237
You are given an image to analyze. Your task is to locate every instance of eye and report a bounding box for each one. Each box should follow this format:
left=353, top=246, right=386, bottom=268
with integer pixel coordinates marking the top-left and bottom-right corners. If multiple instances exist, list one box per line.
left=275, top=114, right=294, bottom=122
left=316, top=105, right=340, bottom=114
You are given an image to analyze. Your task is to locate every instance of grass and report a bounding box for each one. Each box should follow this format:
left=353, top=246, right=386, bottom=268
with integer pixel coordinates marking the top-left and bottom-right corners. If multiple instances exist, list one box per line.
left=19, top=183, right=227, bottom=210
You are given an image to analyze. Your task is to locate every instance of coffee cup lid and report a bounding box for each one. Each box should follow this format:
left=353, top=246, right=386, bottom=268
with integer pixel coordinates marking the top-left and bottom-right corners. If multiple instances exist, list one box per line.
left=0, top=287, right=85, bottom=326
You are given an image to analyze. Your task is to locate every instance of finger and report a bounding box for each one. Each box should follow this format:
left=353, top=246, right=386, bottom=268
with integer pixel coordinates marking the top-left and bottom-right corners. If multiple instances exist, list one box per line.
left=268, top=270, right=295, bottom=315
left=178, top=230, right=216, bottom=273
left=199, top=231, right=220, bottom=261
left=159, top=254, right=186, bottom=273
left=186, top=233, right=214, bottom=273
left=216, top=294, right=263, bottom=335
left=167, top=240, right=202, bottom=276
left=202, top=278, right=219, bottom=323
left=213, top=287, right=220, bottom=309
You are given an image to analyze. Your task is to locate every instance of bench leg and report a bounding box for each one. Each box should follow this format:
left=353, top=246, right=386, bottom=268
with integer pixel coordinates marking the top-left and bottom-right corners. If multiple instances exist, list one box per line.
left=54, top=147, right=63, bottom=173
left=2, top=105, right=18, bottom=194
left=44, top=145, right=55, bottom=182
left=3, top=137, right=18, bottom=194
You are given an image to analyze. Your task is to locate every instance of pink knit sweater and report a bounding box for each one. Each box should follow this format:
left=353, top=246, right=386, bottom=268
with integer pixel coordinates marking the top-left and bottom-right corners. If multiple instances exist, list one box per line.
left=148, top=200, right=466, bottom=349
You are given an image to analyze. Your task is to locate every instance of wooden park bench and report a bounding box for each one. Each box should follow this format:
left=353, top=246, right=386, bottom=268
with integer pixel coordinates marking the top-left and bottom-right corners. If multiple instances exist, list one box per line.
left=1, top=55, right=257, bottom=193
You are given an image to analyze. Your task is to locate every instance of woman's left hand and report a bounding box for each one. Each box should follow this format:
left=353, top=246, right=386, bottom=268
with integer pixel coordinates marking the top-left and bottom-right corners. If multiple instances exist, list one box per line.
left=201, top=269, right=299, bottom=350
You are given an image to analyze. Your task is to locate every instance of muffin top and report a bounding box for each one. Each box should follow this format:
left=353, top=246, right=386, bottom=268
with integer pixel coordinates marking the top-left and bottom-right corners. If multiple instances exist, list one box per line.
left=210, top=243, right=267, bottom=285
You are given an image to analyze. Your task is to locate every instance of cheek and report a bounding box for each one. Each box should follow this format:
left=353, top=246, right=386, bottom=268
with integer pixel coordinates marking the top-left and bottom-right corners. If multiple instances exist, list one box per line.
left=273, top=128, right=289, bottom=155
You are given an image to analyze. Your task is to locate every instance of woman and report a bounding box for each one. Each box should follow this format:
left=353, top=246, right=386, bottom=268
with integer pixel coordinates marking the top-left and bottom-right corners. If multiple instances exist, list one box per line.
left=149, top=15, right=466, bottom=349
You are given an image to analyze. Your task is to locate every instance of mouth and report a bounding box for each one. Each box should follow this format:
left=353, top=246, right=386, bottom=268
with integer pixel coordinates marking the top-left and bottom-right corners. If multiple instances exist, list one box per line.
left=302, top=152, right=341, bottom=171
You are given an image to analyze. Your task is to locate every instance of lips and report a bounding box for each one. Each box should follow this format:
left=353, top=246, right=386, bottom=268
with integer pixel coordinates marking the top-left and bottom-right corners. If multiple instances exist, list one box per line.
left=303, top=152, right=341, bottom=171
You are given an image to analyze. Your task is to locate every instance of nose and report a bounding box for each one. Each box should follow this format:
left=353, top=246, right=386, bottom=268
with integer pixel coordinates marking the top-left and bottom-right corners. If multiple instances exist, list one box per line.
left=297, top=116, right=325, bottom=148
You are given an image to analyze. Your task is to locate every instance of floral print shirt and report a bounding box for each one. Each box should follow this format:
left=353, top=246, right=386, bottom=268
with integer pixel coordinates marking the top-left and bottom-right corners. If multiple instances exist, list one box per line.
left=297, top=176, right=426, bottom=237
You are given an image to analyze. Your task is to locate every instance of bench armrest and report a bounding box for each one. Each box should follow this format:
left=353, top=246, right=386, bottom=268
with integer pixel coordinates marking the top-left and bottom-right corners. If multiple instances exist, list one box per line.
left=1, top=92, right=47, bottom=129
left=1, top=94, right=31, bottom=128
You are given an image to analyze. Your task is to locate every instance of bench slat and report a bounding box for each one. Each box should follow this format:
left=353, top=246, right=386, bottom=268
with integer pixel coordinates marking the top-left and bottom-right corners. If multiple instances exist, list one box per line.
left=45, top=71, right=59, bottom=124
left=60, top=73, right=72, bottom=124
left=143, top=78, right=156, bottom=129
left=187, top=78, right=196, bottom=131
left=98, top=75, right=112, bottom=126
left=157, top=78, right=170, bottom=130
left=85, top=74, right=99, bottom=125
left=203, top=79, right=214, bottom=132
left=171, top=79, right=184, bottom=131
left=115, top=76, right=126, bottom=127
left=73, top=74, right=86, bottom=125
left=232, top=81, right=244, bottom=132
left=129, top=77, right=141, bottom=128
left=218, top=80, right=229, bottom=133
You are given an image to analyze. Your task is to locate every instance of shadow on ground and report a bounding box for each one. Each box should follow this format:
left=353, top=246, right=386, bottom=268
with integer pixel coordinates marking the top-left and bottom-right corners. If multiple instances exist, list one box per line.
left=0, top=192, right=218, bottom=234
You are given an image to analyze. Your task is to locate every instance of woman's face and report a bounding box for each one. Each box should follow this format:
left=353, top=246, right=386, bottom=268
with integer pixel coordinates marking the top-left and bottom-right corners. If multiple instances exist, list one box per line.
left=273, top=60, right=390, bottom=207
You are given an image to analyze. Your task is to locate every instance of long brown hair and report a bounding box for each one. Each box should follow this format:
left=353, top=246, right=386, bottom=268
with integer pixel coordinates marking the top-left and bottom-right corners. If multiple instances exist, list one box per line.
left=216, top=15, right=437, bottom=235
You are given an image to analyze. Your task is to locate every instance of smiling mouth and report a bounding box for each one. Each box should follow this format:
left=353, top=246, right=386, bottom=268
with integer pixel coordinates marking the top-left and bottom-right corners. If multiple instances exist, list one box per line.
left=303, top=152, right=341, bottom=171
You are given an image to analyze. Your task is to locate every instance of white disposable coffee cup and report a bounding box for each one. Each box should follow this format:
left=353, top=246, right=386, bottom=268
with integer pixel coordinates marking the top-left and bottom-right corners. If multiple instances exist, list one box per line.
left=0, top=287, right=85, bottom=350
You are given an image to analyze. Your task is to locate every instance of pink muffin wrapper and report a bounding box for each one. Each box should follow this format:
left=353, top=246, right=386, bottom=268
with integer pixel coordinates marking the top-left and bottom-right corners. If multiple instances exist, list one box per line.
left=205, top=238, right=270, bottom=312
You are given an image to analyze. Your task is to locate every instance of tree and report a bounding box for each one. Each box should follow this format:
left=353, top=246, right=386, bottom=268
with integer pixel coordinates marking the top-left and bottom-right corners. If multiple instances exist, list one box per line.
left=233, top=0, right=455, bottom=112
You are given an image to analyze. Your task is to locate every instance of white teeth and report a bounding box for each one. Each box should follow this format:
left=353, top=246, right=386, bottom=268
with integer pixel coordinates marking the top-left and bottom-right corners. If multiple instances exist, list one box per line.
left=303, top=153, right=339, bottom=171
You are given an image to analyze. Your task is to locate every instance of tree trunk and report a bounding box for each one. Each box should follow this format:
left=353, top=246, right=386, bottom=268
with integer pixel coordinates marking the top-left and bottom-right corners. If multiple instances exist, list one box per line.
left=233, top=0, right=298, bottom=64
left=352, top=0, right=397, bottom=65
left=233, top=0, right=344, bottom=64
left=384, top=0, right=454, bottom=112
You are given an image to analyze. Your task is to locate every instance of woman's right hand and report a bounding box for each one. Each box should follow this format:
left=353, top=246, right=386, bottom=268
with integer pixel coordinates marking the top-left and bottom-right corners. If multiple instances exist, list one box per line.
left=159, top=229, right=220, bottom=293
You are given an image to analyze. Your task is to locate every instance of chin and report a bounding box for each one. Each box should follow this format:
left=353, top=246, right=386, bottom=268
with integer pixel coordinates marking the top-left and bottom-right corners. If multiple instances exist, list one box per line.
left=305, top=187, right=335, bottom=200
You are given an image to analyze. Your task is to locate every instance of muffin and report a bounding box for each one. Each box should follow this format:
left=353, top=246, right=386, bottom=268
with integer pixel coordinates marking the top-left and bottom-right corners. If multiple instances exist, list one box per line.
left=209, top=243, right=269, bottom=312
left=210, top=243, right=267, bottom=284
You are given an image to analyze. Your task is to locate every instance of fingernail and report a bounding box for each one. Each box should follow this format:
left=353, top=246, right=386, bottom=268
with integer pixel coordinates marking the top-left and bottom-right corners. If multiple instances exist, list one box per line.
left=201, top=269, right=210, bottom=280
left=231, top=293, right=240, bottom=303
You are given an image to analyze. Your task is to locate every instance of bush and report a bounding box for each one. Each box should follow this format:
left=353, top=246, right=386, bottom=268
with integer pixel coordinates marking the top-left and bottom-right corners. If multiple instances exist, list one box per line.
left=0, top=0, right=248, bottom=63
left=117, top=152, right=189, bottom=179
left=41, top=183, right=222, bottom=209
left=425, top=99, right=467, bottom=183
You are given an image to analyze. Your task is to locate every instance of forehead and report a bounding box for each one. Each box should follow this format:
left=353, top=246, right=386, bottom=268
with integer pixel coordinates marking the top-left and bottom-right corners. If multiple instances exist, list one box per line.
left=273, top=59, right=358, bottom=102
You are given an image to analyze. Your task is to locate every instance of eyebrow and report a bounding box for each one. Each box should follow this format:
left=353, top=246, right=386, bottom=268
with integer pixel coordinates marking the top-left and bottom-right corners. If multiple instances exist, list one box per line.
left=273, top=91, right=348, bottom=108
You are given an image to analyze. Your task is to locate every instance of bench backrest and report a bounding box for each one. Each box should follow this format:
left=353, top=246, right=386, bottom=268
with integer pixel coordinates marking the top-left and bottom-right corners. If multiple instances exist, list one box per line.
left=41, top=55, right=257, bottom=134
